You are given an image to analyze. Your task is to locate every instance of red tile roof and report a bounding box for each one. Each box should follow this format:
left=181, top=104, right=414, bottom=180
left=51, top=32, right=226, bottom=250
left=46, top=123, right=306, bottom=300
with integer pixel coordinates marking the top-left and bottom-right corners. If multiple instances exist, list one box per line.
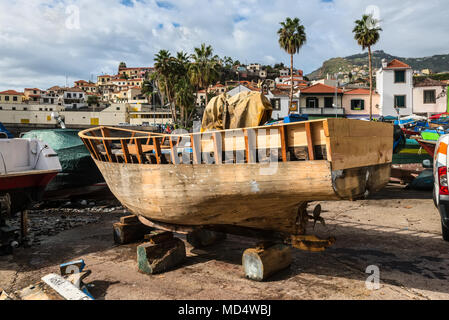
left=0, top=90, right=24, bottom=95
left=24, top=88, right=41, bottom=91
left=300, top=83, right=343, bottom=94
left=385, top=59, right=411, bottom=69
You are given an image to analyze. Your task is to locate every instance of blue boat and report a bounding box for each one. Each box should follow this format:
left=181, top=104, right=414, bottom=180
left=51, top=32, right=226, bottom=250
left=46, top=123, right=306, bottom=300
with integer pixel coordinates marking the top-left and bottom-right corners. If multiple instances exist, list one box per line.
left=0, top=122, right=13, bottom=138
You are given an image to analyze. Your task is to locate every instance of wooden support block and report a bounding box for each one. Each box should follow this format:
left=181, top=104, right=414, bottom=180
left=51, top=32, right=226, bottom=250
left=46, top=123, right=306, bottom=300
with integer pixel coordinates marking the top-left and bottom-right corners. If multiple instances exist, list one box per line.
left=186, top=229, right=227, bottom=248
left=120, top=215, right=140, bottom=225
left=144, top=230, right=174, bottom=244
left=137, top=238, right=186, bottom=275
left=113, top=222, right=153, bottom=245
left=242, top=244, right=292, bottom=281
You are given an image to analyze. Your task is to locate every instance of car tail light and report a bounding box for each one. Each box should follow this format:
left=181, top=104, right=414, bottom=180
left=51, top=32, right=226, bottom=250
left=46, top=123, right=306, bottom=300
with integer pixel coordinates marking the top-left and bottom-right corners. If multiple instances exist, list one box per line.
left=438, top=167, right=449, bottom=195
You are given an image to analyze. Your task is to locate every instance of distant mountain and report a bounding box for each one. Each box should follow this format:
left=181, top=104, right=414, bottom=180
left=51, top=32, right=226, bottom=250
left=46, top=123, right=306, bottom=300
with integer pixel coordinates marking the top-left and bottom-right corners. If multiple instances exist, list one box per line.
left=307, top=50, right=449, bottom=80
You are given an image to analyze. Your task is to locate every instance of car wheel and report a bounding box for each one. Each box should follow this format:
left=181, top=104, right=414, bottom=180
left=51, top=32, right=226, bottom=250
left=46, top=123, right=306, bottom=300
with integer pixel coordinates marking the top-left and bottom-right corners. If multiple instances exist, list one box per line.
left=443, top=222, right=449, bottom=242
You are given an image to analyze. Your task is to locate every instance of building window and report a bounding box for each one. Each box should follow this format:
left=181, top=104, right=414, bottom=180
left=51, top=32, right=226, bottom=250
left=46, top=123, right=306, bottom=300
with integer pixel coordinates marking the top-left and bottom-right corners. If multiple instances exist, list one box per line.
left=12, top=107, right=16, bottom=110
left=67, top=93, right=72, bottom=98
left=306, top=97, right=319, bottom=108
left=351, top=99, right=365, bottom=110
left=5, top=96, right=9, bottom=101
left=394, top=95, right=406, bottom=108
left=13, top=96, right=18, bottom=101
left=270, top=98, right=281, bottom=111
left=394, top=70, right=406, bottom=83
left=39, top=108, right=43, bottom=111
left=424, top=90, right=436, bottom=104
left=324, top=97, right=334, bottom=108
left=23, top=107, right=27, bottom=111
left=0, top=107, right=2, bottom=110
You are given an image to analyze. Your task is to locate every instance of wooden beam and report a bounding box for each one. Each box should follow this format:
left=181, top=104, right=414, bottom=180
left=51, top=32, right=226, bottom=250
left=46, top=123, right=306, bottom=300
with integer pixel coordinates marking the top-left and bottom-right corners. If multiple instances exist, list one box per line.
left=212, top=132, right=222, bottom=164
left=305, top=122, right=315, bottom=161
left=169, top=136, right=179, bottom=165
left=100, top=127, right=113, bottom=162
left=88, top=139, right=101, bottom=160
left=120, top=139, right=131, bottom=164
left=153, top=137, right=162, bottom=164
left=244, top=129, right=257, bottom=163
left=190, top=134, right=200, bottom=164
left=279, top=126, right=288, bottom=162
left=135, top=138, right=144, bottom=164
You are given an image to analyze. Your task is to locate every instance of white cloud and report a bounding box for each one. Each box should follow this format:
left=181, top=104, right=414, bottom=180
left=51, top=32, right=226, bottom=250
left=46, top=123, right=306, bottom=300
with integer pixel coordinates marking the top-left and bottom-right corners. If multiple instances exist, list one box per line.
left=0, top=0, right=448, bottom=91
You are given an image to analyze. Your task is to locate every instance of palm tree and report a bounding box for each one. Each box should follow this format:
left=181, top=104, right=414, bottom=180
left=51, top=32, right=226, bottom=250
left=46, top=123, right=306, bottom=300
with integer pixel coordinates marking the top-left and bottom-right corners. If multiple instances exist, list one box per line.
left=154, top=50, right=177, bottom=121
left=278, top=17, right=306, bottom=113
left=353, top=14, right=382, bottom=121
left=189, top=43, right=220, bottom=107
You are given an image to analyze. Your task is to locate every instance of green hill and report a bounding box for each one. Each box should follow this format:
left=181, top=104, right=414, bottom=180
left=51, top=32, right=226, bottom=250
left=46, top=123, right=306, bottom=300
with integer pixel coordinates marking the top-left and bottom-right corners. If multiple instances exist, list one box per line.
left=307, top=50, right=449, bottom=80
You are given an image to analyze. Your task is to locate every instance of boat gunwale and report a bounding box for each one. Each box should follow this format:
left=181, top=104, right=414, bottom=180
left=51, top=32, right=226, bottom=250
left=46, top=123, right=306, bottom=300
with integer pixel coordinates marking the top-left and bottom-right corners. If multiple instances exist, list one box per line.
left=0, top=169, right=61, bottom=178
left=78, top=118, right=330, bottom=141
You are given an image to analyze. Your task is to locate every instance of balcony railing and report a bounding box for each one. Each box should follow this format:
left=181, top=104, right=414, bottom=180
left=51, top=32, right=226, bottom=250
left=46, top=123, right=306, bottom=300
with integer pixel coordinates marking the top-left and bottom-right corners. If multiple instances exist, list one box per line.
left=300, top=107, right=345, bottom=115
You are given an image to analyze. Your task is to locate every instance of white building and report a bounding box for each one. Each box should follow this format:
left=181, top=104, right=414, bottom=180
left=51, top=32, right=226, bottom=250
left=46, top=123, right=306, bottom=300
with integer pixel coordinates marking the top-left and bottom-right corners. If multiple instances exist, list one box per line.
left=413, top=78, right=448, bottom=115
left=227, top=85, right=252, bottom=97
left=265, top=90, right=301, bottom=120
left=61, top=88, right=87, bottom=109
left=376, top=59, right=414, bottom=117
left=279, top=69, right=289, bottom=77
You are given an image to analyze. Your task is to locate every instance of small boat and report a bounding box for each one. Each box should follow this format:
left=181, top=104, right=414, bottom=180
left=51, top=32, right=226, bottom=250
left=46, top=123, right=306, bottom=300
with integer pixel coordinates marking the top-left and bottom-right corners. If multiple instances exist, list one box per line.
left=0, top=122, right=13, bottom=139
left=21, top=129, right=104, bottom=192
left=416, top=139, right=437, bottom=157
left=393, top=138, right=433, bottom=164
left=0, top=138, right=61, bottom=214
left=79, top=118, right=393, bottom=240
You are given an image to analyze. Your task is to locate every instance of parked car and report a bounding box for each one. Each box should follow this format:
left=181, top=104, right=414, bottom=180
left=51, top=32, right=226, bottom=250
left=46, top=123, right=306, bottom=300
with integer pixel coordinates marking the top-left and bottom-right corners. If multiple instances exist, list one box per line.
left=431, top=134, right=449, bottom=241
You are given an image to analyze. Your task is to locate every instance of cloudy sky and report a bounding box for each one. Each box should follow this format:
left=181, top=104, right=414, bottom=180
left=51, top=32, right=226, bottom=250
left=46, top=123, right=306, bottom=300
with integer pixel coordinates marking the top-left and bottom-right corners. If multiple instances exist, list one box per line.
left=0, top=0, right=448, bottom=91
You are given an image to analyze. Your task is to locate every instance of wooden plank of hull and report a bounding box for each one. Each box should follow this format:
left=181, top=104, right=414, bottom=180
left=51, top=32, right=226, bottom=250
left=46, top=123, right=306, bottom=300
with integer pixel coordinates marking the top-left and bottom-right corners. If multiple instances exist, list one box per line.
left=325, top=119, right=393, bottom=171
left=94, top=160, right=338, bottom=234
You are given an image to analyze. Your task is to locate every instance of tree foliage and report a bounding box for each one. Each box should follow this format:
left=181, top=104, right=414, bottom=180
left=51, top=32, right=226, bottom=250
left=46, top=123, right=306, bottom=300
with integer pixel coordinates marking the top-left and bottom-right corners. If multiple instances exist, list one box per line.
left=278, top=17, right=306, bottom=112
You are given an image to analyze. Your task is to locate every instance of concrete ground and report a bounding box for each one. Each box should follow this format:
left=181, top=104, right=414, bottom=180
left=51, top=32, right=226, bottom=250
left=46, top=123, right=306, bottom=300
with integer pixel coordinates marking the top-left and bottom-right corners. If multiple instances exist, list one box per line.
left=1, top=184, right=448, bottom=300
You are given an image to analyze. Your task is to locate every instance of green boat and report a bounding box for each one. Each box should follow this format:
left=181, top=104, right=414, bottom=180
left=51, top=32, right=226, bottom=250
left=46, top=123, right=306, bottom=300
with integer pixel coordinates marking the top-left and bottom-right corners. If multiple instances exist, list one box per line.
left=420, top=130, right=441, bottom=141
left=393, top=138, right=432, bottom=165
left=22, top=129, right=104, bottom=191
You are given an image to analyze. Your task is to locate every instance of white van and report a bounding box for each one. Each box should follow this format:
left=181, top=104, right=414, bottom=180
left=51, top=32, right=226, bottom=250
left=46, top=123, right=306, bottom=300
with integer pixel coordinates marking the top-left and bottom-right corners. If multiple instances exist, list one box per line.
left=432, top=134, right=449, bottom=241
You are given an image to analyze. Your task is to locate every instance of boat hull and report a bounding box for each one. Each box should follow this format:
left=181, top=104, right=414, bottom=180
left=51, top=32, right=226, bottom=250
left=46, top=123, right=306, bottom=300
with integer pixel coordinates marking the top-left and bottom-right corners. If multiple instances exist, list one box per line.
left=0, top=170, right=58, bottom=213
left=95, top=159, right=390, bottom=234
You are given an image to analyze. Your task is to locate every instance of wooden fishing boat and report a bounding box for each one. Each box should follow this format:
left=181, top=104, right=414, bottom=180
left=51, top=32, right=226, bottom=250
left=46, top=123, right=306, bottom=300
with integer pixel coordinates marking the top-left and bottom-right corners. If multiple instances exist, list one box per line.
left=79, top=119, right=393, bottom=242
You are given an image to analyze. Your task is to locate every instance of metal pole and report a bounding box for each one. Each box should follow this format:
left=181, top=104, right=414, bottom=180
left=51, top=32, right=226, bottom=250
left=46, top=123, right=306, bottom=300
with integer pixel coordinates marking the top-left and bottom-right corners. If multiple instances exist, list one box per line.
left=153, top=80, right=156, bottom=127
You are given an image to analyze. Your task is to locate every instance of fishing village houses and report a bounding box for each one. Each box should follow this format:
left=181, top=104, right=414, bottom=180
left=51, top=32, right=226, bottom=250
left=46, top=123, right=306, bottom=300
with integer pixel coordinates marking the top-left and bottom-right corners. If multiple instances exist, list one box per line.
left=1, top=58, right=448, bottom=134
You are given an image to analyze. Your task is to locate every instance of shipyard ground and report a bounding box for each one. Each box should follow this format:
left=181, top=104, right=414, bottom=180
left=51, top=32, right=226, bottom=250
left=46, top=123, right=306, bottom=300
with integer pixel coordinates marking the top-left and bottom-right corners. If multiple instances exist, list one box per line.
left=1, top=184, right=448, bottom=300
